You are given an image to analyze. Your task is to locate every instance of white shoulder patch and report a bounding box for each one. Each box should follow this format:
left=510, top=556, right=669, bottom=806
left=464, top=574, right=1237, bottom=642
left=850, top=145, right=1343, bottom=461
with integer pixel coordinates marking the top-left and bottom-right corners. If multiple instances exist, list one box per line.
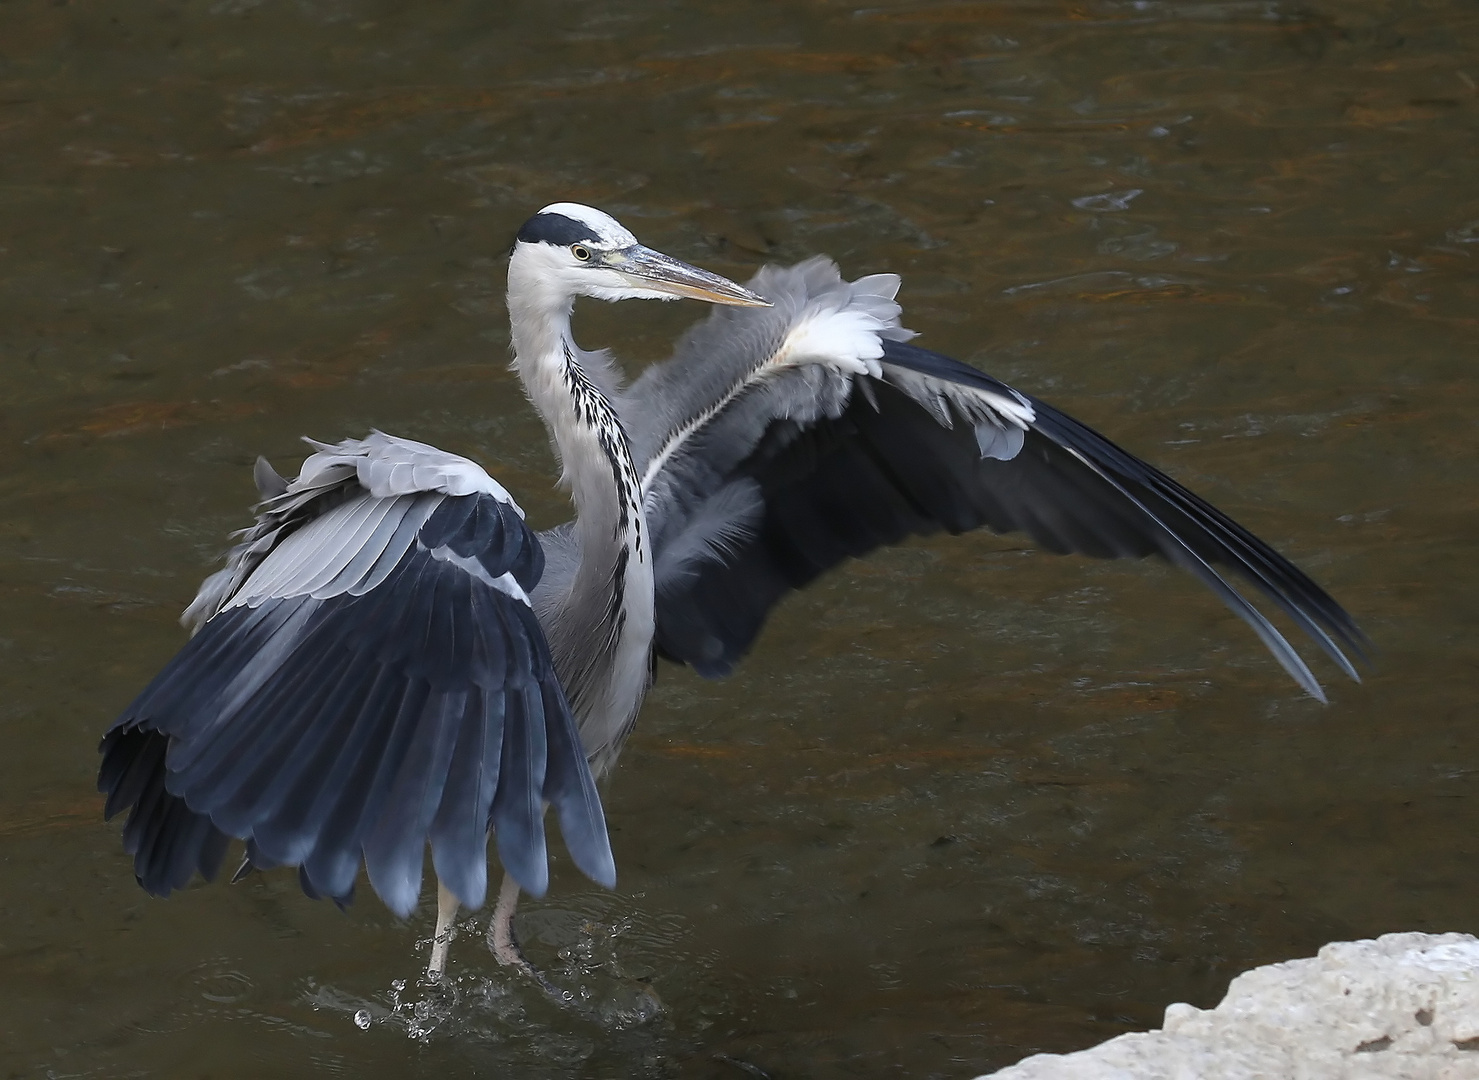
left=764, top=262, right=914, bottom=379
left=772, top=308, right=889, bottom=377
left=639, top=259, right=919, bottom=495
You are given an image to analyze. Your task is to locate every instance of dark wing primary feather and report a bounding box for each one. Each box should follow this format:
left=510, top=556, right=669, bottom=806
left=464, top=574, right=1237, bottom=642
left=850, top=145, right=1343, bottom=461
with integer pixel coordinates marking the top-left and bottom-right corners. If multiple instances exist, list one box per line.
left=647, top=338, right=1365, bottom=701
left=98, top=433, right=614, bottom=917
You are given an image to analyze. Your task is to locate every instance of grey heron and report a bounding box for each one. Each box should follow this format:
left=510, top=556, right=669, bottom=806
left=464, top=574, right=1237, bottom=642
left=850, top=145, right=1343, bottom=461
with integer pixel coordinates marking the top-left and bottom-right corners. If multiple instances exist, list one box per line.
left=98, top=202, right=1365, bottom=981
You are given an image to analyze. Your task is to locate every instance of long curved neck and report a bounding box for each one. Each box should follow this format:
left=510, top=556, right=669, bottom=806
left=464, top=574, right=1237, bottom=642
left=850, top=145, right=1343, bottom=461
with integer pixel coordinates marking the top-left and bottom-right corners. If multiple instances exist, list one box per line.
left=507, top=266, right=654, bottom=773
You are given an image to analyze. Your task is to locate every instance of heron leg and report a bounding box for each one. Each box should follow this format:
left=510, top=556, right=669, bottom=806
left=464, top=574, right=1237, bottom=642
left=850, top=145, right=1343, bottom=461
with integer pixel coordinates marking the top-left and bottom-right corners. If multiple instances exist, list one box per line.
left=486, top=872, right=583, bottom=1005
left=487, top=871, right=533, bottom=974
left=426, top=878, right=459, bottom=982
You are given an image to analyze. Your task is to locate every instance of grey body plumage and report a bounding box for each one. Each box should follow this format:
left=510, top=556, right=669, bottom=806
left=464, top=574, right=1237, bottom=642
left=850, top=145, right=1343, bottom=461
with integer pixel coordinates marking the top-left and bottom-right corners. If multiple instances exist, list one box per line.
left=98, top=202, right=1365, bottom=976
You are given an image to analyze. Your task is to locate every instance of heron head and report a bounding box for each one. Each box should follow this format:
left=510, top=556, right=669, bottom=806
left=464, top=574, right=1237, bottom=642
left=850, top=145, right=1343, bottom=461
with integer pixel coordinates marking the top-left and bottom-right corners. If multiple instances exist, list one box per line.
left=510, top=203, right=769, bottom=308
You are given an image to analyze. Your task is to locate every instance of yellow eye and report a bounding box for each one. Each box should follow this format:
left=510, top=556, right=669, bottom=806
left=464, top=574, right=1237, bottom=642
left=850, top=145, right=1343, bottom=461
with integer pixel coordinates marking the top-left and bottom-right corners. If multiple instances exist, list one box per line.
left=571, top=244, right=592, bottom=262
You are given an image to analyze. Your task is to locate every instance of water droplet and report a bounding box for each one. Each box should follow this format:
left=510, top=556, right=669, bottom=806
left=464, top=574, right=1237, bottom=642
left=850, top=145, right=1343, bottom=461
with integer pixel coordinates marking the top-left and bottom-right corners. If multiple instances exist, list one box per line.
left=353, top=1009, right=371, bottom=1030
left=391, top=978, right=406, bottom=992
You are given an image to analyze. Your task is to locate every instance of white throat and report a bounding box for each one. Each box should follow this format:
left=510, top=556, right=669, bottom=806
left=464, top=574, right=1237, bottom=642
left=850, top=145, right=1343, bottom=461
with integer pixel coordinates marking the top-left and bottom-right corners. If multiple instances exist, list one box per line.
left=506, top=247, right=655, bottom=773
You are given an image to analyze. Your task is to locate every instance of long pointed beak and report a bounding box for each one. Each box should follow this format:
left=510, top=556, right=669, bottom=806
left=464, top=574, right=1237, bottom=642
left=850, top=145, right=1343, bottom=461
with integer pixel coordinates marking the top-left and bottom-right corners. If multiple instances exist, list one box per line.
left=613, top=246, right=770, bottom=307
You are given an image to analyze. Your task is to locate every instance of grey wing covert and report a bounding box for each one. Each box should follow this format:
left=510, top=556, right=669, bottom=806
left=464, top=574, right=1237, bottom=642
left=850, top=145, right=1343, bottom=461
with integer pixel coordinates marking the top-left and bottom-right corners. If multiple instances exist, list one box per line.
left=98, top=436, right=614, bottom=920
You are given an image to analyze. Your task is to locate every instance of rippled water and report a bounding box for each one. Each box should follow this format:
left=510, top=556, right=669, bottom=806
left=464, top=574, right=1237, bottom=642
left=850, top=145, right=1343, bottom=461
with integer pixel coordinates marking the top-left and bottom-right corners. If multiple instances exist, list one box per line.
left=2, top=1, right=1476, bottom=1076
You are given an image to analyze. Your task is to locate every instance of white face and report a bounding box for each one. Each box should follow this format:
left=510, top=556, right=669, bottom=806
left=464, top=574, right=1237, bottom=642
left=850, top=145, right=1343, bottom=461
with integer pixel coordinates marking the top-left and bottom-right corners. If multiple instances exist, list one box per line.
left=510, top=203, right=769, bottom=308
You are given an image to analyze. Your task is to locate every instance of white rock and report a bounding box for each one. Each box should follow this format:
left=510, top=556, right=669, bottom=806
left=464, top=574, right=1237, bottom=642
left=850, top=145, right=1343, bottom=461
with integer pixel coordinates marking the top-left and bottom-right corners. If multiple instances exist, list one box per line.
left=979, top=932, right=1479, bottom=1080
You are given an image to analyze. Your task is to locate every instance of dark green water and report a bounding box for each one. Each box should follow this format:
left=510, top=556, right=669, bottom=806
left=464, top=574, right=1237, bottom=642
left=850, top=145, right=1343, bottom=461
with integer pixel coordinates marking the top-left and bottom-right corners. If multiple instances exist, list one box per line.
left=1, top=1, right=1476, bottom=1076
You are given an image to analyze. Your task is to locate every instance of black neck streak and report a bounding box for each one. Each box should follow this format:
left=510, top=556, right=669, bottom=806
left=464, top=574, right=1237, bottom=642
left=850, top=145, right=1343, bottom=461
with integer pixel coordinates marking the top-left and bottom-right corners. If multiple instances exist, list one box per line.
left=561, top=344, right=644, bottom=638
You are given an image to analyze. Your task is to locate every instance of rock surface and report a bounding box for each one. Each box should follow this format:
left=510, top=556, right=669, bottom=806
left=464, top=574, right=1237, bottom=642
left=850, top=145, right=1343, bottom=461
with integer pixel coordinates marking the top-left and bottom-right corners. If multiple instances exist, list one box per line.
left=981, top=932, right=1479, bottom=1080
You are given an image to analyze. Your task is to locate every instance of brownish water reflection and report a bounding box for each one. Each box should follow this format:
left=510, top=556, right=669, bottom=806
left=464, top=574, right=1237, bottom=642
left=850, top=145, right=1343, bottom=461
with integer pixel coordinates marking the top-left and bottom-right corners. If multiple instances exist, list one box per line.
left=1, top=0, right=1476, bottom=1076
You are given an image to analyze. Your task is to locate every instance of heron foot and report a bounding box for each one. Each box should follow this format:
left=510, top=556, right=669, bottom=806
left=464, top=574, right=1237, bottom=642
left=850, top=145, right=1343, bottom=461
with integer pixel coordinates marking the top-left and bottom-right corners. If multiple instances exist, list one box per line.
left=485, top=872, right=575, bottom=1003
left=481, top=872, right=663, bottom=1026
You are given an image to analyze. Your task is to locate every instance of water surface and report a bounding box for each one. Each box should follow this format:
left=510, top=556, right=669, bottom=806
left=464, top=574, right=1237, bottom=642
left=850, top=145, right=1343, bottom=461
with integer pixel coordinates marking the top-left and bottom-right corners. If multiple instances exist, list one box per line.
left=1, top=1, right=1476, bottom=1076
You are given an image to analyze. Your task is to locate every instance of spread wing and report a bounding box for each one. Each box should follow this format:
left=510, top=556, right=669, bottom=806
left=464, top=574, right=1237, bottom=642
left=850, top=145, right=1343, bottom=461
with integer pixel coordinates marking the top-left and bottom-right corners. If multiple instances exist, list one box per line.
left=626, top=259, right=1365, bottom=701
left=98, top=432, right=614, bottom=918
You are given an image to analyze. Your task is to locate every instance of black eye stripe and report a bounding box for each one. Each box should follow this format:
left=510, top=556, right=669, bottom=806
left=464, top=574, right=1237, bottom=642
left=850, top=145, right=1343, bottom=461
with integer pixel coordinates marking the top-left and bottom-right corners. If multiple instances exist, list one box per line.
left=515, top=212, right=605, bottom=247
